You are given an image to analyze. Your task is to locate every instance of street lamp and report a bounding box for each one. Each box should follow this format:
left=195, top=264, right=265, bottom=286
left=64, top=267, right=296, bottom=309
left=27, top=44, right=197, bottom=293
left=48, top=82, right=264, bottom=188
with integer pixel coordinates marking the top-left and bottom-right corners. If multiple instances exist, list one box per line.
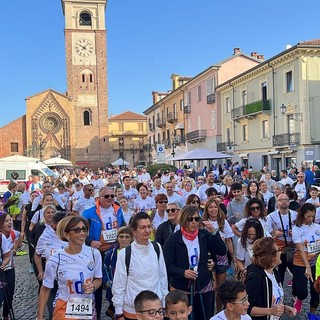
left=148, top=137, right=152, bottom=165
left=119, top=137, right=125, bottom=167
left=171, top=131, right=176, bottom=158
left=280, top=103, right=303, bottom=121
left=131, top=143, right=135, bottom=167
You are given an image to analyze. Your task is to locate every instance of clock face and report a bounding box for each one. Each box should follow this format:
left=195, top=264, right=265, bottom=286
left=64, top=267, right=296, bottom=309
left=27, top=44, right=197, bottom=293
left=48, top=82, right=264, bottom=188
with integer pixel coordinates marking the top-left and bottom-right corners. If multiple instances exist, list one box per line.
left=75, top=38, right=94, bottom=57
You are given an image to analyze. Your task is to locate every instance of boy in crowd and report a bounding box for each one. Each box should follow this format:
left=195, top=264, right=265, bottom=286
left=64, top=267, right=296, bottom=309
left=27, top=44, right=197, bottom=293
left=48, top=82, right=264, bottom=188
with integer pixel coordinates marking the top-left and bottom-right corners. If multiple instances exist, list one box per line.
left=165, top=289, right=192, bottom=320
left=210, top=280, right=251, bottom=320
left=134, top=290, right=164, bottom=320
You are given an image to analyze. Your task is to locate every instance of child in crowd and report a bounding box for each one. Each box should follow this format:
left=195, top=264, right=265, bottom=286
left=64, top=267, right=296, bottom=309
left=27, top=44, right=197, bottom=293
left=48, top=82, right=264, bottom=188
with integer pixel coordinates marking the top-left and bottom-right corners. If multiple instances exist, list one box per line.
left=306, top=186, right=320, bottom=223
left=165, top=289, right=192, bottom=320
left=134, top=290, right=164, bottom=320
left=118, top=196, right=134, bottom=225
left=210, top=280, right=251, bottom=320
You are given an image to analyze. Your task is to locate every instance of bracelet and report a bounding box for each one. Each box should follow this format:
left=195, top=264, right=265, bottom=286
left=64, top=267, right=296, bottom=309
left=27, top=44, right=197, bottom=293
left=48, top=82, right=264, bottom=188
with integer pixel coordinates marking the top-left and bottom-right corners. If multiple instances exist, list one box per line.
left=115, top=314, right=123, bottom=319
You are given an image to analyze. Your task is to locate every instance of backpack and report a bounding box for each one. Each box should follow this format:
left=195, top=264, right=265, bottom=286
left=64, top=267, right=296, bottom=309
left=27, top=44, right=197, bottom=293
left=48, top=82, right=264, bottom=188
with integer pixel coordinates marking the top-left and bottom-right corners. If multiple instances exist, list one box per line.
left=125, top=241, right=160, bottom=276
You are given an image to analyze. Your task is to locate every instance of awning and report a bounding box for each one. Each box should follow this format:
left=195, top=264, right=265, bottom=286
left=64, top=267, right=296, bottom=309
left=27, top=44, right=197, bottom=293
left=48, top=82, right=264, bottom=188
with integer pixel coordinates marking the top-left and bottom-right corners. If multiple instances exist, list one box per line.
left=280, top=150, right=296, bottom=155
left=267, top=151, right=280, bottom=155
left=175, top=122, right=184, bottom=130
left=239, top=153, right=248, bottom=158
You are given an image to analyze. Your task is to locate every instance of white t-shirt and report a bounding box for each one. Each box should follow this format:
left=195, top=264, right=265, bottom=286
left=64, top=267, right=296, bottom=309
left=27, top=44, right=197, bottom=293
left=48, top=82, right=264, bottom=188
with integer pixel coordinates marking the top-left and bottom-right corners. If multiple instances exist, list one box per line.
left=36, top=225, right=68, bottom=260
left=70, top=190, right=84, bottom=205
left=1, top=233, right=12, bottom=268
left=31, top=208, right=44, bottom=225
left=197, top=183, right=221, bottom=201
left=100, top=206, right=120, bottom=244
left=123, top=188, right=138, bottom=210
left=166, top=193, right=185, bottom=209
left=5, top=230, right=20, bottom=270
left=236, top=239, right=253, bottom=268
left=152, top=186, right=166, bottom=197
left=294, top=183, right=307, bottom=200
left=43, top=245, right=102, bottom=302
left=236, top=217, right=270, bottom=237
left=73, top=197, right=95, bottom=215
left=133, top=196, right=156, bottom=212
left=265, top=270, right=284, bottom=305
left=152, top=211, right=168, bottom=229
left=182, top=236, right=200, bottom=270
left=90, top=179, right=104, bottom=197
left=210, top=310, right=251, bottom=320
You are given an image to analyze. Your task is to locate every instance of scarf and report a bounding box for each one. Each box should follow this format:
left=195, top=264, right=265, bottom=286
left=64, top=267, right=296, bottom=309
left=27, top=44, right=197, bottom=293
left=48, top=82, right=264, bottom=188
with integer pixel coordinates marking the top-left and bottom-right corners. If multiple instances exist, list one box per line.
left=181, top=226, right=198, bottom=241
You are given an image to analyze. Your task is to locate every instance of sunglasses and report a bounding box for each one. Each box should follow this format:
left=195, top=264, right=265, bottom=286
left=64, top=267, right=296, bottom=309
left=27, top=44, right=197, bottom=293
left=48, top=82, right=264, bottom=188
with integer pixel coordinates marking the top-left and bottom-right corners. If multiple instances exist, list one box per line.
left=118, top=235, right=131, bottom=239
left=102, top=194, right=115, bottom=199
left=70, top=226, right=88, bottom=234
left=157, top=200, right=168, bottom=204
left=250, top=206, right=260, bottom=212
left=166, top=208, right=179, bottom=213
left=86, top=189, right=94, bottom=192
left=192, top=200, right=199, bottom=204
left=187, top=216, right=201, bottom=223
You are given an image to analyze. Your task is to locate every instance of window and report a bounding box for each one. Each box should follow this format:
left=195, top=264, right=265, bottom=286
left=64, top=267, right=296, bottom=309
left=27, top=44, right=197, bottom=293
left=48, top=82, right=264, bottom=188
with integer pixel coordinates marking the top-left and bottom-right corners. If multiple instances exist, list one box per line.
left=89, top=74, right=93, bottom=83
left=173, top=103, right=177, bottom=117
left=157, top=133, right=161, bottom=144
left=138, top=123, right=143, bottom=132
left=166, top=107, right=169, bottom=117
left=10, top=143, right=18, bottom=153
left=197, top=85, right=202, bottom=102
left=206, top=78, right=214, bottom=95
left=262, top=120, right=269, bottom=138
left=83, top=110, right=91, bottom=125
left=180, top=99, right=184, bottom=111
left=118, top=123, right=124, bottom=132
left=79, top=12, right=92, bottom=26
left=82, top=74, right=85, bottom=82
left=226, top=128, right=231, bottom=144
left=226, top=97, right=231, bottom=113
left=187, top=91, right=191, bottom=105
left=286, top=71, right=293, bottom=92
left=242, top=125, right=248, bottom=141
left=241, top=90, right=247, bottom=106
left=261, top=82, right=267, bottom=100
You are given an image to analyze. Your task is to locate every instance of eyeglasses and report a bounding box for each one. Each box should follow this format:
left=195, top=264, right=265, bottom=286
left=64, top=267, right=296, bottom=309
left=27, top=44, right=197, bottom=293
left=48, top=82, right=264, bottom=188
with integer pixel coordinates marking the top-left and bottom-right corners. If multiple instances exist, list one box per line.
left=157, top=200, right=168, bottom=204
left=250, top=206, right=260, bottom=212
left=166, top=208, right=179, bottom=213
left=297, top=176, right=304, bottom=178
left=86, top=189, right=94, bottom=192
left=186, top=216, right=201, bottom=223
left=231, top=295, right=249, bottom=306
left=137, top=308, right=165, bottom=317
left=101, top=194, right=115, bottom=199
left=118, top=235, right=131, bottom=239
left=69, top=226, right=88, bottom=234
left=191, top=200, right=199, bottom=204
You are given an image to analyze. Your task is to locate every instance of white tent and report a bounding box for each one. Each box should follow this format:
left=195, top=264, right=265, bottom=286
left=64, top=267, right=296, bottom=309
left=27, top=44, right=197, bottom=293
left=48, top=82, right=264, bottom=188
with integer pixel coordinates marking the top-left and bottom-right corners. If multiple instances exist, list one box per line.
left=43, top=157, right=72, bottom=167
left=0, top=155, right=40, bottom=162
left=171, top=148, right=233, bottom=161
left=111, top=158, right=130, bottom=166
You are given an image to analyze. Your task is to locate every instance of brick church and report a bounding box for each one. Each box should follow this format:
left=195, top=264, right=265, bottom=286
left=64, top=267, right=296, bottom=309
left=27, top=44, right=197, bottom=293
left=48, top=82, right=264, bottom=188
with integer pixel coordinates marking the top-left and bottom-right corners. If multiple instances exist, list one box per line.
left=0, top=0, right=110, bottom=168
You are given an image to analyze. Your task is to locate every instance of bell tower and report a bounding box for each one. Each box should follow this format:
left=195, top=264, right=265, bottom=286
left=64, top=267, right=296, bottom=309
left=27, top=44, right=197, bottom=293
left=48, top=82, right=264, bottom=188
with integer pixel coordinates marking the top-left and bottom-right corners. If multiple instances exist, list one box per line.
left=61, top=0, right=109, bottom=167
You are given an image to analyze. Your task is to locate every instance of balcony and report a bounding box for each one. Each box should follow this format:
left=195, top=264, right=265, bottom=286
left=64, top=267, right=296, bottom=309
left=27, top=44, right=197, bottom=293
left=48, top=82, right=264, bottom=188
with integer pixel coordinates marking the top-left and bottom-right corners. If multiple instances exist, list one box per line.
left=149, top=123, right=155, bottom=131
left=110, top=130, right=147, bottom=136
left=217, top=142, right=227, bottom=152
left=186, top=130, right=207, bottom=144
left=231, top=99, right=271, bottom=120
left=273, top=133, right=300, bottom=147
left=172, top=135, right=185, bottom=145
left=156, top=117, right=166, bottom=128
left=207, top=93, right=216, bottom=104
left=167, top=112, right=178, bottom=123
left=184, top=105, right=191, bottom=114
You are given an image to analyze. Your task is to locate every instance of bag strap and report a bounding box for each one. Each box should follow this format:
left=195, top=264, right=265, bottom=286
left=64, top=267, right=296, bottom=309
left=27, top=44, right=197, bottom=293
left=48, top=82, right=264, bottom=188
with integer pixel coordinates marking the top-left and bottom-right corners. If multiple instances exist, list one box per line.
left=278, top=211, right=291, bottom=247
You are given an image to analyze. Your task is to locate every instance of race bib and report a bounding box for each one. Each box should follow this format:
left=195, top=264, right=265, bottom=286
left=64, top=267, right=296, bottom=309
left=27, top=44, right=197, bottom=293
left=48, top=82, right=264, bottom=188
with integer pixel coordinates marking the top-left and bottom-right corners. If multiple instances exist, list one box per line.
left=102, top=229, right=117, bottom=243
left=66, top=297, right=92, bottom=319
left=307, top=241, right=320, bottom=254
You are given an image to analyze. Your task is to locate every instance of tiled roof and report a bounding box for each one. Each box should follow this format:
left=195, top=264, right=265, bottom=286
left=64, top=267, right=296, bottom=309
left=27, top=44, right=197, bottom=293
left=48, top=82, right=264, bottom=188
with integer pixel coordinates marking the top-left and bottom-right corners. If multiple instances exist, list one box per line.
left=110, top=111, right=147, bottom=121
left=298, top=39, right=320, bottom=45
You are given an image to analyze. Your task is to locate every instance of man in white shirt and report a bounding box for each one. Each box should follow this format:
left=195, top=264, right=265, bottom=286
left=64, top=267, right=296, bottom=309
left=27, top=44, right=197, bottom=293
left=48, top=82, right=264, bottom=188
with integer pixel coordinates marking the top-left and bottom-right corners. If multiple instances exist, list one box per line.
left=280, top=169, right=294, bottom=187
left=152, top=176, right=166, bottom=196
left=138, top=167, right=151, bottom=185
left=165, top=182, right=185, bottom=209
left=72, top=183, right=95, bottom=216
left=122, top=175, right=138, bottom=210
left=197, top=171, right=221, bottom=204
left=90, top=173, right=105, bottom=198
left=112, top=212, right=168, bottom=320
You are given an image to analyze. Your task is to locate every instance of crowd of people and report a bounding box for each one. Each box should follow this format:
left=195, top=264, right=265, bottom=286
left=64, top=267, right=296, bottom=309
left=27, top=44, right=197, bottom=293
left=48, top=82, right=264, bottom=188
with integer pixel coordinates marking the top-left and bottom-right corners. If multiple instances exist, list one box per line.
left=0, top=161, right=320, bottom=319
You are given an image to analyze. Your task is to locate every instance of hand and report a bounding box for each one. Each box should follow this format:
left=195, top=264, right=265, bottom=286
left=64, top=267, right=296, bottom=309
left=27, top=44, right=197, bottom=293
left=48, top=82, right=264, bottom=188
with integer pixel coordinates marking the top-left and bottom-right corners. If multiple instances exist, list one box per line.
left=90, top=241, right=101, bottom=249
left=82, top=281, right=95, bottom=294
left=207, top=259, right=214, bottom=272
left=202, top=221, right=214, bottom=233
left=305, top=266, right=314, bottom=282
left=284, top=305, right=297, bottom=316
left=184, top=269, right=198, bottom=280
left=270, top=304, right=285, bottom=317
left=273, top=230, right=283, bottom=238
left=37, top=272, right=44, bottom=281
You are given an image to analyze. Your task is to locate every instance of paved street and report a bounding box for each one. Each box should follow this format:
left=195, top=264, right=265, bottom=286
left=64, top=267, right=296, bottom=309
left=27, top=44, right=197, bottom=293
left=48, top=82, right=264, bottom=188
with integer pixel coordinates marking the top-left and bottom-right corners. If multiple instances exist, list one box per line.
left=0, top=251, right=315, bottom=319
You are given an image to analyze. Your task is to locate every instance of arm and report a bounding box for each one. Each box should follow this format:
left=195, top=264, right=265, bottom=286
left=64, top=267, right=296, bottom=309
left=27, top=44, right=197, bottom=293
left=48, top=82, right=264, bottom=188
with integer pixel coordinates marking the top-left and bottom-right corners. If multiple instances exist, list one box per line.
left=225, top=238, right=235, bottom=263
left=207, top=231, right=227, bottom=256
left=34, top=253, right=44, bottom=281
left=295, top=242, right=313, bottom=281
left=37, top=286, right=51, bottom=320
left=21, top=207, right=27, bottom=239
left=158, top=245, right=169, bottom=303
left=232, top=224, right=241, bottom=237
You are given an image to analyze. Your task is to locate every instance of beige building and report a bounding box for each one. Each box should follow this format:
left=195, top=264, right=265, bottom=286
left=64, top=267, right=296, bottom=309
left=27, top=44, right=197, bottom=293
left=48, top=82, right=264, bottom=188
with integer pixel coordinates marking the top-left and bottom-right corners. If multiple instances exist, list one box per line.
left=109, top=111, right=147, bottom=167
left=217, top=39, right=320, bottom=172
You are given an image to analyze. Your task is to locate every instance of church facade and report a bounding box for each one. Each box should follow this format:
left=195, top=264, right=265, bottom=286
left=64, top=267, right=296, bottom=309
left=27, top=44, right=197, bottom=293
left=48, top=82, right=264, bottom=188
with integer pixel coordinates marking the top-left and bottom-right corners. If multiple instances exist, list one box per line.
left=0, top=0, right=110, bottom=168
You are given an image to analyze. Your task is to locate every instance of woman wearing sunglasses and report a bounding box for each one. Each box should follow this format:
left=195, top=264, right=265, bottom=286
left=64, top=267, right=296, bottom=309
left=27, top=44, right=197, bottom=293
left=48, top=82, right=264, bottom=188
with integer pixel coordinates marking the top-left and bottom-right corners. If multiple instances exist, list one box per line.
left=155, top=202, right=181, bottom=247
left=245, top=237, right=296, bottom=319
left=186, top=194, right=203, bottom=216
left=163, top=205, right=226, bottom=319
left=37, top=216, right=102, bottom=320
left=152, top=194, right=169, bottom=231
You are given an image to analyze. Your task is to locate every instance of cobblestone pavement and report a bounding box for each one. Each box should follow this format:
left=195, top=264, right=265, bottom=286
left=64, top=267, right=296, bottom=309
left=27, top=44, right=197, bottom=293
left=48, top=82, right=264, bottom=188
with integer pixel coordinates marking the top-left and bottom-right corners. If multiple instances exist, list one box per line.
left=0, top=252, right=316, bottom=319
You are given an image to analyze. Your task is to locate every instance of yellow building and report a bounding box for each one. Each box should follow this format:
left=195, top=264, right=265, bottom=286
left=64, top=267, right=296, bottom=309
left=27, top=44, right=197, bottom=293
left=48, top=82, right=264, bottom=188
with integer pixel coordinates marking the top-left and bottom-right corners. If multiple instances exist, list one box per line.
left=109, top=111, right=147, bottom=166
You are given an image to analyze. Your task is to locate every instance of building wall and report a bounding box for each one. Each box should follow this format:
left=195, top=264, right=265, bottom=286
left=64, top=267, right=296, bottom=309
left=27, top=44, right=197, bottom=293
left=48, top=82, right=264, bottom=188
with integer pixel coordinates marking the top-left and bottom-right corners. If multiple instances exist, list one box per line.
left=0, top=116, right=26, bottom=158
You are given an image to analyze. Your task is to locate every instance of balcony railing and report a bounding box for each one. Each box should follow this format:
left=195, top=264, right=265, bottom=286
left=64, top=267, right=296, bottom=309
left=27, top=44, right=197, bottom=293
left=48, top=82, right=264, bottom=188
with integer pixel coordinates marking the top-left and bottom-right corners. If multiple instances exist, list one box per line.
left=167, top=112, right=178, bottom=123
left=273, top=133, right=300, bottom=147
left=207, top=93, right=216, bottom=104
left=156, top=117, right=166, bottom=128
left=149, top=123, right=155, bottom=131
left=217, top=142, right=227, bottom=152
left=231, top=99, right=271, bottom=120
left=184, top=105, right=191, bottom=114
left=186, top=130, right=207, bottom=144
left=110, top=130, right=147, bottom=136
left=172, top=135, right=185, bottom=145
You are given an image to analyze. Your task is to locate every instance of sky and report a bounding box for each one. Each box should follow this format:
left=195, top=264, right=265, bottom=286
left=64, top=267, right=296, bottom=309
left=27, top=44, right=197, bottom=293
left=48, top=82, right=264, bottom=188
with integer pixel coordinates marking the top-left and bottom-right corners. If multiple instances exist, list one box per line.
left=1, top=0, right=320, bottom=127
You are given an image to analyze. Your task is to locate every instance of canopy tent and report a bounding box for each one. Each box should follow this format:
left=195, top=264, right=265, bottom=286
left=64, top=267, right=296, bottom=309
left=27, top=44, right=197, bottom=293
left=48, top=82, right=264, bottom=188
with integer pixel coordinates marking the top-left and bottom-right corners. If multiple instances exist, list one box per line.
left=43, top=157, right=72, bottom=167
left=0, top=155, right=40, bottom=162
left=111, top=158, right=130, bottom=166
left=170, top=148, right=233, bottom=161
